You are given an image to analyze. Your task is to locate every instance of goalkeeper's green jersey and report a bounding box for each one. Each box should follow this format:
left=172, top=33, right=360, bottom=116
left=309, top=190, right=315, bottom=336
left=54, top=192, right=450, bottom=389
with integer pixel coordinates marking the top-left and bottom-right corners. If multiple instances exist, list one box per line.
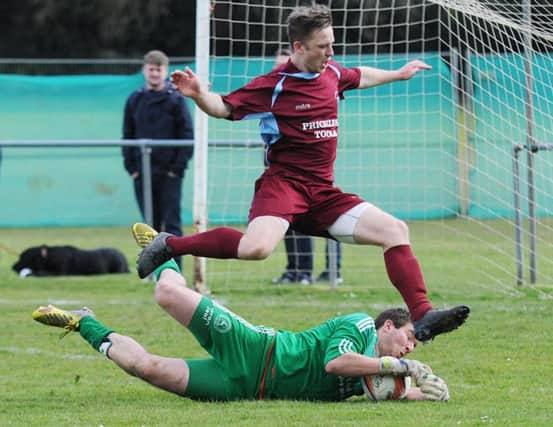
left=262, top=313, right=378, bottom=401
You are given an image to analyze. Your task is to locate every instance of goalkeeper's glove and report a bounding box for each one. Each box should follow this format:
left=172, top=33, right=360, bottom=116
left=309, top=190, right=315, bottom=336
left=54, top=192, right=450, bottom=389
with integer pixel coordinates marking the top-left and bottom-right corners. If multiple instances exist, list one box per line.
left=379, top=357, right=432, bottom=378
left=417, top=373, right=450, bottom=402
left=407, top=360, right=433, bottom=382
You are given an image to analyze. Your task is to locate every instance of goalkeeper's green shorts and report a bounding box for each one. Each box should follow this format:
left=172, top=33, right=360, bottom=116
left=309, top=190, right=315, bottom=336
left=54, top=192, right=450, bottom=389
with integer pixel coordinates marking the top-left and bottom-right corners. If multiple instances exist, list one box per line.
left=184, top=296, right=274, bottom=401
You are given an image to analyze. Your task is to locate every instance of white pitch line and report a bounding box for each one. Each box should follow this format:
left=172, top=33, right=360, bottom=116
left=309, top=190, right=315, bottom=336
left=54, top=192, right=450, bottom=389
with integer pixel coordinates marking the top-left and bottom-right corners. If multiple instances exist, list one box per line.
left=1, top=346, right=98, bottom=360
left=0, top=298, right=85, bottom=305
left=0, top=298, right=149, bottom=306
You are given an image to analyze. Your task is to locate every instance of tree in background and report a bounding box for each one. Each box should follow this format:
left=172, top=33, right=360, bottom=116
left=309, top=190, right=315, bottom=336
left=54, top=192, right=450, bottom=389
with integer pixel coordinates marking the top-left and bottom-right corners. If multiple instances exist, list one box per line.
left=3, top=0, right=550, bottom=59
left=1, top=0, right=195, bottom=58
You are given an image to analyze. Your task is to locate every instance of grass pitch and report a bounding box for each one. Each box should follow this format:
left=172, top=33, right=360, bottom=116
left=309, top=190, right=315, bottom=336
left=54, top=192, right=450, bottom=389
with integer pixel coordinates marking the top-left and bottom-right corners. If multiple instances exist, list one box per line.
left=1, top=223, right=552, bottom=426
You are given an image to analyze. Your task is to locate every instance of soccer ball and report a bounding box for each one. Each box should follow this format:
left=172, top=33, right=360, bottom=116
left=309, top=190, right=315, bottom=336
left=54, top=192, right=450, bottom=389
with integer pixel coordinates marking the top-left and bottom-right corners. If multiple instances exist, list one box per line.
left=362, top=374, right=409, bottom=401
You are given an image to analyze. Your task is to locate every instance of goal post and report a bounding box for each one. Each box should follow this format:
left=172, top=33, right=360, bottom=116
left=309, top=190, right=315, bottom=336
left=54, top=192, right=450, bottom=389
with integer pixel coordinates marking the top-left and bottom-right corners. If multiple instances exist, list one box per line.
left=194, top=1, right=553, bottom=290
left=192, top=0, right=211, bottom=293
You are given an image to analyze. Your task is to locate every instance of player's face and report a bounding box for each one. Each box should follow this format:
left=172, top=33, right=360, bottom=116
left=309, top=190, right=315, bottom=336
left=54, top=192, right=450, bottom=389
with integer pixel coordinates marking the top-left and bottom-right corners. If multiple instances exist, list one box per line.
left=379, top=321, right=417, bottom=358
left=299, top=26, right=334, bottom=73
left=143, top=63, right=168, bottom=90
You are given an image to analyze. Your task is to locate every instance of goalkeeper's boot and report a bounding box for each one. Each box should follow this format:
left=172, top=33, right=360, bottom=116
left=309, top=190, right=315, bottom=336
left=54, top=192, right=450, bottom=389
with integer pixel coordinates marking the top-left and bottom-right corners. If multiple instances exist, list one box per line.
left=136, top=231, right=174, bottom=279
left=132, top=222, right=159, bottom=248
left=414, top=305, right=470, bottom=342
left=32, top=305, right=95, bottom=338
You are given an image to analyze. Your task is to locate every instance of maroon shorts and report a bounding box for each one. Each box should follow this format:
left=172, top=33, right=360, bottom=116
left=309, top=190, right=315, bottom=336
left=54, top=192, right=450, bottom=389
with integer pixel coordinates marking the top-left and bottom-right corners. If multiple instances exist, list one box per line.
left=248, top=168, right=364, bottom=238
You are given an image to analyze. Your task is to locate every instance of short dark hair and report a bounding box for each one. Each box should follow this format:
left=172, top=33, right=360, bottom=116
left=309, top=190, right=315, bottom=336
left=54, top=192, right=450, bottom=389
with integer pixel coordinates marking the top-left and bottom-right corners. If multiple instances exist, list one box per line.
left=287, top=4, right=332, bottom=46
left=375, top=308, right=412, bottom=330
left=144, top=50, right=169, bottom=66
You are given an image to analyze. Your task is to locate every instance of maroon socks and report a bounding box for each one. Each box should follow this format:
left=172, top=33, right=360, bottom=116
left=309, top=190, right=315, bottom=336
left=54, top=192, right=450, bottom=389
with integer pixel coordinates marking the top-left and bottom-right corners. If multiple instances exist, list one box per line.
left=384, top=245, right=432, bottom=321
left=166, top=227, right=243, bottom=259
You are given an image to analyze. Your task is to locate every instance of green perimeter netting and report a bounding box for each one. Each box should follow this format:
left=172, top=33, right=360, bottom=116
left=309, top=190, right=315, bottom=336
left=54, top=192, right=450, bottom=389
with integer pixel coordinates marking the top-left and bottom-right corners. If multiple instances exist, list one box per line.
left=1, top=54, right=551, bottom=227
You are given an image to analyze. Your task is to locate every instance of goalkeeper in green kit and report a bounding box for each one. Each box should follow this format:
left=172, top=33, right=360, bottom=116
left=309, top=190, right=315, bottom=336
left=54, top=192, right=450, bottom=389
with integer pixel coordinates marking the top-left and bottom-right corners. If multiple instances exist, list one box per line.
left=32, top=224, right=450, bottom=403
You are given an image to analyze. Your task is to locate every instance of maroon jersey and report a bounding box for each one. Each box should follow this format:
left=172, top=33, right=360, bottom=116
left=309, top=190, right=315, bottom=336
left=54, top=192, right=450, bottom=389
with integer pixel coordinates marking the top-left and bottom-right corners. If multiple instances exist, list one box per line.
left=222, top=60, right=361, bottom=182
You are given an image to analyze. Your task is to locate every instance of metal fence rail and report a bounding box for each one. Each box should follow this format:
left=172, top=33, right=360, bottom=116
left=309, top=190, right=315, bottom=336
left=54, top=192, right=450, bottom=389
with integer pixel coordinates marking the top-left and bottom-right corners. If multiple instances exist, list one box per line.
left=0, top=139, right=194, bottom=227
left=512, top=142, right=553, bottom=285
left=0, top=57, right=194, bottom=75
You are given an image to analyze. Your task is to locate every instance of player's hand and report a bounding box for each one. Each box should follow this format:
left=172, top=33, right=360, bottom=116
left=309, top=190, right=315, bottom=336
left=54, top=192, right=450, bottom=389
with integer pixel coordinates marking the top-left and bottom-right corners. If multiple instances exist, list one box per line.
left=404, top=359, right=433, bottom=382
left=379, top=356, right=409, bottom=375
left=171, top=66, right=202, bottom=99
left=417, top=373, right=450, bottom=402
left=379, top=357, right=432, bottom=378
left=397, top=60, right=431, bottom=80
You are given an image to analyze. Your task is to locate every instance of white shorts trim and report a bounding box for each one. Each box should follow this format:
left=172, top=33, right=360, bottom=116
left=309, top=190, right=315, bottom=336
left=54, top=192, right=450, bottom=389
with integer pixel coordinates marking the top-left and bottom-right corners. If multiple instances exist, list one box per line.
left=327, top=202, right=371, bottom=243
left=278, top=217, right=290, bottom=232
left=249, top=215, right=289, bottom=233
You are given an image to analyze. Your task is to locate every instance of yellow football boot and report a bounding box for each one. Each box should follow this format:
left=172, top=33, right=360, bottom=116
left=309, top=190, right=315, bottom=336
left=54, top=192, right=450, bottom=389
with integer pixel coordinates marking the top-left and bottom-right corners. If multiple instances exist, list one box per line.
left=132, top=222, right=159, bottom=248
left=32, top=305, right=94, bottom=338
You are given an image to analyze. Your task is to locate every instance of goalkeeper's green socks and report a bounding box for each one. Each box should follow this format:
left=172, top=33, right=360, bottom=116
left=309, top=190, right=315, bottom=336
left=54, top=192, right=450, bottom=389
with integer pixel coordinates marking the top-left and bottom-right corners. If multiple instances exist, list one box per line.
left=78, top=316, right=114, bottom=357
left=78, top=260, right=181, bottom=359
left=153, top=258, right=181, bottom=281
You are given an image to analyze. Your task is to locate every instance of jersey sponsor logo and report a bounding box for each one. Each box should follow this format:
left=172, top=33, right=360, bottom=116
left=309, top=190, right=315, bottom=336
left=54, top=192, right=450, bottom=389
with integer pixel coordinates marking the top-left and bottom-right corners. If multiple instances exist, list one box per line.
left=356, top=317, right=375, bottom=333
left=214, top=314, right=232, bottom=333
left=202, top=306, right=214, bottom=326
left=314, top=129, right=337, bottom=138
left=301, top=118, right=339, bottom=139
left=301, top=119, right=339, bottom=130
left=295, top=103, right=311, bottom=111
left=255, top=325, right=276, bottom=336
left=338, top=338, right=355, bottom=354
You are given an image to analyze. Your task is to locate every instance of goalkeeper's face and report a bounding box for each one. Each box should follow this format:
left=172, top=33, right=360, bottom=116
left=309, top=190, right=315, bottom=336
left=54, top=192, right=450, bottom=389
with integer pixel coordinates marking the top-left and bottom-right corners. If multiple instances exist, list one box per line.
left=297, top=26, right=334, bottom=74
left=377, top=320, right=417, bottom=358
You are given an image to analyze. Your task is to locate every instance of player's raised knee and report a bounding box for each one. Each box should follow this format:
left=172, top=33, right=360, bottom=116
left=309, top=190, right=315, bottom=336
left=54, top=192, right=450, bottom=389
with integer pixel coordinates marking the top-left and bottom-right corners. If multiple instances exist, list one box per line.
left=396, top=218, right=409, bottom=237
left=154, top=278, right=178, bottom=309
left=387, top=218, right=410, bottom=244
left=239, top=242, right=274, bottom=260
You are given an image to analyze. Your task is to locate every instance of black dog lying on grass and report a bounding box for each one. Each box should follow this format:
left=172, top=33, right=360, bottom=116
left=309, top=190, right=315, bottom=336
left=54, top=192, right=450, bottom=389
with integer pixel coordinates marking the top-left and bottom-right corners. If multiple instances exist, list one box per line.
left=12, top=245, right=130, bottom=277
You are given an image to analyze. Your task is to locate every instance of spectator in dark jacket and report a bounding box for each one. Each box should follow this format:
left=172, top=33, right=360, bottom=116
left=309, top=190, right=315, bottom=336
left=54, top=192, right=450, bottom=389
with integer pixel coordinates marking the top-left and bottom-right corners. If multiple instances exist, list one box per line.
left=122, top=50, right=193, bottom=268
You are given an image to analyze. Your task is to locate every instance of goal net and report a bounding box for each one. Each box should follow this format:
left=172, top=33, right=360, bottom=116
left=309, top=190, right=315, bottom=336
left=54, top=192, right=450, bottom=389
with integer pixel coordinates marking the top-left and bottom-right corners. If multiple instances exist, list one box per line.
left=196, top=0, right=553, bottom=293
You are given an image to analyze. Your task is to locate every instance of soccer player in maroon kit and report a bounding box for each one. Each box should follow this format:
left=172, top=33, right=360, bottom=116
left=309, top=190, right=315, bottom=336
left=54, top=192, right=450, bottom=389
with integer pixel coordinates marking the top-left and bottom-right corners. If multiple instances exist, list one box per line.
left=138, top=4, right=470, bottom=342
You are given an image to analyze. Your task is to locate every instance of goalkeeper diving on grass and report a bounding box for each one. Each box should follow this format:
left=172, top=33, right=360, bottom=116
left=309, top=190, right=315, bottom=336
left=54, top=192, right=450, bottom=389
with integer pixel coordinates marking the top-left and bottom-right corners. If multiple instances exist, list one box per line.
left=135, top=3, right=469, bottom=342
left=32, top=223, right=449, bottom=402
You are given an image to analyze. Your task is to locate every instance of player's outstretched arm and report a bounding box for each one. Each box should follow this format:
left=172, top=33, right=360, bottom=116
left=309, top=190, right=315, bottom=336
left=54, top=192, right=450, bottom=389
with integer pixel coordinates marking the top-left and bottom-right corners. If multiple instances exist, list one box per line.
left=357, top=60, right=431, bottom=89
left=325, top=352, right=382, bottom=376
left=171, top=67, right=231, bottom=118
left=326, top=353, right=432, bottom=378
